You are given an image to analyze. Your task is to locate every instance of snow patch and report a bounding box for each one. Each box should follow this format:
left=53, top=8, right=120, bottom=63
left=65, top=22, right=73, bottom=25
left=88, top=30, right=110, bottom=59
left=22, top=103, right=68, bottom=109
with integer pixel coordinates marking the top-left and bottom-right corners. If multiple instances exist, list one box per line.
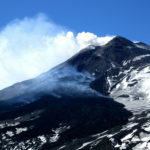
left=6, top=131, right=14, bottom=137
left=16, top=127, right=28, bottom=134
left=77, top=141, right=93, bottom=150
left=121, top=129, right=137, bottom=141
left=50, top=125, right=70, bottom=143
left=38, top=135, right=47, bottom=144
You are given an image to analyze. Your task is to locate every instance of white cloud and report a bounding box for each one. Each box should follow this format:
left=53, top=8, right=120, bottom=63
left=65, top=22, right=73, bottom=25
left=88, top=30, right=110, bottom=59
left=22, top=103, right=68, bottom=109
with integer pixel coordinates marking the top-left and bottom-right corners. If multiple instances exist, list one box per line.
left=76, top=32, right=114, bottom=47
left=0, top=14, right=114, bottom=90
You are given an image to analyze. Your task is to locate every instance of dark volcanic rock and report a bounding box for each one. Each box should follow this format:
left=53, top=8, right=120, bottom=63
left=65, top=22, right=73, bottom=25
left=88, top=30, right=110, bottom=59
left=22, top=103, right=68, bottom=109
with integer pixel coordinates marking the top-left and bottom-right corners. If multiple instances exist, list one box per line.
left=0, top=94, right=131, bottom=150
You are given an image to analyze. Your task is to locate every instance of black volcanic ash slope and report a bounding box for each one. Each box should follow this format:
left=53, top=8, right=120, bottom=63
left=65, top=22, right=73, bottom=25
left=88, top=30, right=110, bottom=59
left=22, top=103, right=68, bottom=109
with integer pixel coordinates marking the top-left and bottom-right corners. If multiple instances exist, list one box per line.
left=0, top=95, right=131, bottom=150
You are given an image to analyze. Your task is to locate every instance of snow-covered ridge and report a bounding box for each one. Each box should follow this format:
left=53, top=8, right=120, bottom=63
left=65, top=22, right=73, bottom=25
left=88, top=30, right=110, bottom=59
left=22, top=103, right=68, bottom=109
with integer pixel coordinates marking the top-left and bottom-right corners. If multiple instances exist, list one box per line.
left=133, top=54, right=150, bottom=62
left=134, top=42, right=150, bottom=50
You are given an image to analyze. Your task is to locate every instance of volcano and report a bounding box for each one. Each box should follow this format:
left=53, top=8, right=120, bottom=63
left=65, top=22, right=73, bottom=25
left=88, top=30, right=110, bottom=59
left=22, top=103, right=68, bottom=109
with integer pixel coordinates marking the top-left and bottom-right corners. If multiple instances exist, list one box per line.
left=1, top=36, right=150, bottom=150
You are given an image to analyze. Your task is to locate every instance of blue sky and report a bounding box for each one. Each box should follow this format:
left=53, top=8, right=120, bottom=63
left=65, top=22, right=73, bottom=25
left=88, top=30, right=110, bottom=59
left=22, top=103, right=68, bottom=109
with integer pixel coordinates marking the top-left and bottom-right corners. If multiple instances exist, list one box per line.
left=0, top=0, right=150, bottom=44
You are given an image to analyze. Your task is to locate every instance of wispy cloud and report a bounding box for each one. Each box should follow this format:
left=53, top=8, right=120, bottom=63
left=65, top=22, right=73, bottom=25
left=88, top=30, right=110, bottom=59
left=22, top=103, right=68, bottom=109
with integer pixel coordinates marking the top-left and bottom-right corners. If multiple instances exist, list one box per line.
left=0, top=13, right=114, bottom=90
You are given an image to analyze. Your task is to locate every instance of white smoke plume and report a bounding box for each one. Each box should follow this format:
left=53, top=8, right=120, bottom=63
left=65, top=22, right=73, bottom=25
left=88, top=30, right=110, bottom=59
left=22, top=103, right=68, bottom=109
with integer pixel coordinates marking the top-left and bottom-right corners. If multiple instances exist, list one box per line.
left=0, top=14, right=114, bottom=90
